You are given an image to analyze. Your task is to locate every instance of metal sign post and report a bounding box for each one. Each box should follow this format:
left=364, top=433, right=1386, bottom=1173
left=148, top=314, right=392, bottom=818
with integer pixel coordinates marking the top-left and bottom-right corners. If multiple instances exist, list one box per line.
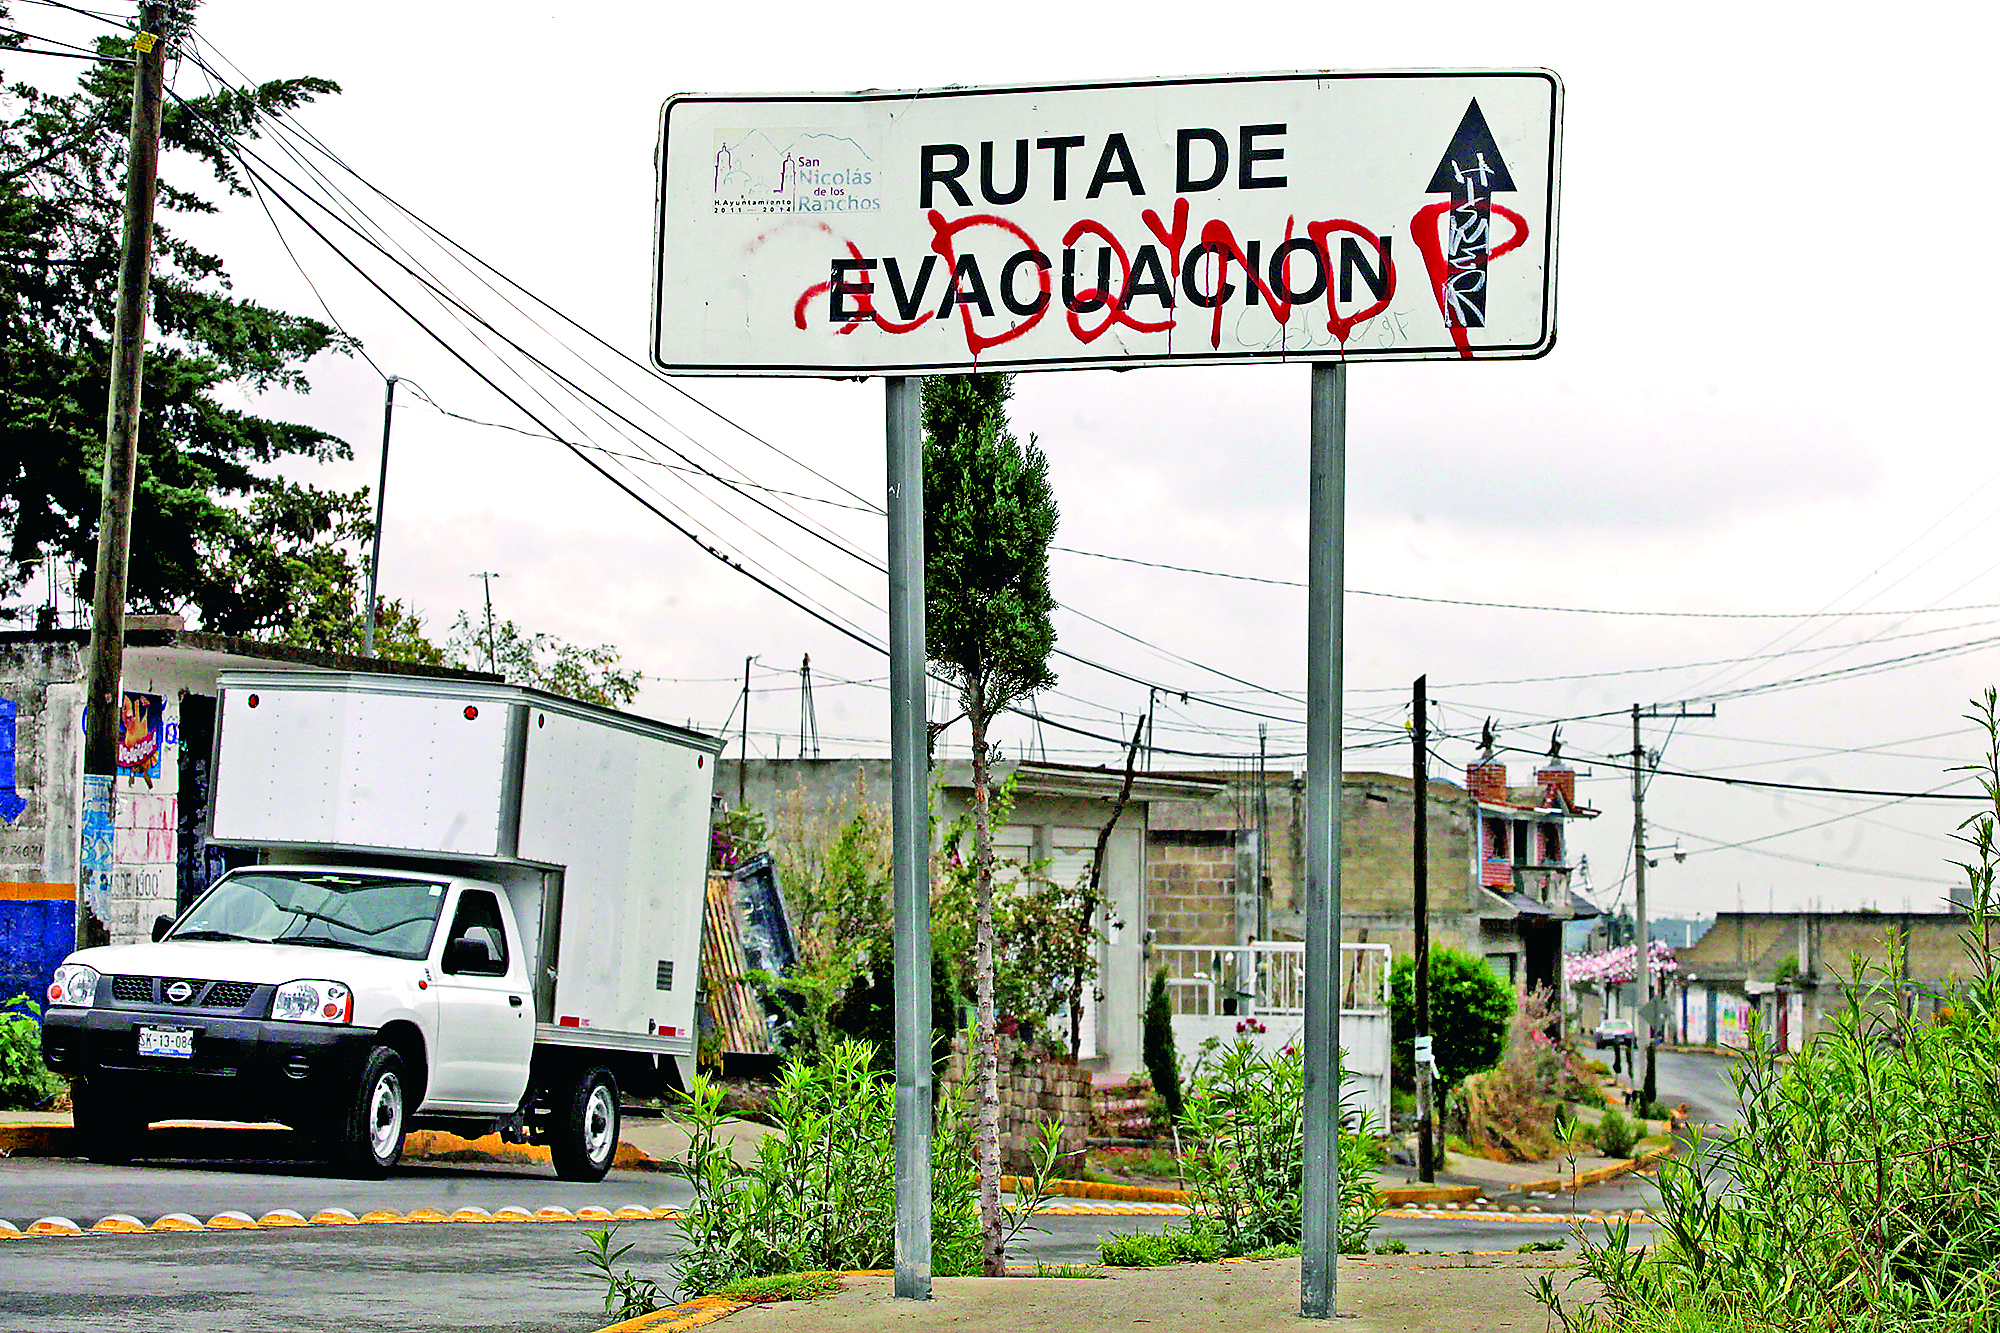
left=1299, top=360, right=1346, bottom=1317
left=651, top=69, right=1562, bottom=1318
left=885, top=376, right=933, bottom=1299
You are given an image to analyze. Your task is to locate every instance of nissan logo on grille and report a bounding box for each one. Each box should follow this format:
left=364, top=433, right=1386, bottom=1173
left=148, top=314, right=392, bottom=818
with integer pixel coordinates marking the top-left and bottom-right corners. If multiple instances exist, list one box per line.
left=165, top=980, right=195, bottom=1004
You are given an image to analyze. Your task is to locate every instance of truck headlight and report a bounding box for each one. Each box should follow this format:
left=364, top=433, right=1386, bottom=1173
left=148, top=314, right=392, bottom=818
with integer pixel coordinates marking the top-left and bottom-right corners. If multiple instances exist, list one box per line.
left=272, top=980, right=353, bottom=1024
left=48, top=964, right=99, bottom=1008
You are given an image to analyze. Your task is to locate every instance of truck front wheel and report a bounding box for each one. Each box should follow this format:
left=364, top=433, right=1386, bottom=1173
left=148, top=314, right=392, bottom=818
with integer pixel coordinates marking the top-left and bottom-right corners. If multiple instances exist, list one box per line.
left=550, top=1065, right=619, bottom=1182
left=331, top=1046, right=406, bottom=1179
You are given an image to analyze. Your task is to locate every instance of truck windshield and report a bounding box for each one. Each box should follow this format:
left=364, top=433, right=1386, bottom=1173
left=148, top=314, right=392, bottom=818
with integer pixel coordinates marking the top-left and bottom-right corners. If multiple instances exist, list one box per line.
left=171, top=872, right=448, bottom=960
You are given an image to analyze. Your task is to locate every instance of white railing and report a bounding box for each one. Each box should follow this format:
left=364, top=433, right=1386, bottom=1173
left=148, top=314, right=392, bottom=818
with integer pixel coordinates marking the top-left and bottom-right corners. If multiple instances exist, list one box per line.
left=1152, top=941, right=1394, bottom=1129
left=1153, top=941, right=1391, bottom=1016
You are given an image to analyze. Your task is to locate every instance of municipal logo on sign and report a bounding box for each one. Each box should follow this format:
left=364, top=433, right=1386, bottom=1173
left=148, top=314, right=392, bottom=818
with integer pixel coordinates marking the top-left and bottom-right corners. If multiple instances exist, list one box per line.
left=654, top=70, right=1562, bottom=376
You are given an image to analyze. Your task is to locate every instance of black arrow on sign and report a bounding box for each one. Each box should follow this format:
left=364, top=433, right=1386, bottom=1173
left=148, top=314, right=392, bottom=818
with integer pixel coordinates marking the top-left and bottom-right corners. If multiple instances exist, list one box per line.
left=1424, top=99, right=1516, bottom=330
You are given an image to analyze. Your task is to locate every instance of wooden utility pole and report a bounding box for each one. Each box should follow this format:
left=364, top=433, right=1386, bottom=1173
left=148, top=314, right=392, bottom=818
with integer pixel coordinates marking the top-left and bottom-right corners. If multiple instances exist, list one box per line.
left=1412, top=675, right=1434, bottom=1181
left=78, top=1, right=176, bottom=947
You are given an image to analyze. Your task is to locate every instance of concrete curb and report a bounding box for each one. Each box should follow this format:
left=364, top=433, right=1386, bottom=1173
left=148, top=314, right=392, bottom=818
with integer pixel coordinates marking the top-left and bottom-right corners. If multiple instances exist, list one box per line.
left=1002, top=1174, right=1488, bottom=1208
left=593, top=1272, right=889, bottom=1333
left=0, top=1121, right=665, bottom=1171
left=1501, top=1145, right=1673, bottom=1197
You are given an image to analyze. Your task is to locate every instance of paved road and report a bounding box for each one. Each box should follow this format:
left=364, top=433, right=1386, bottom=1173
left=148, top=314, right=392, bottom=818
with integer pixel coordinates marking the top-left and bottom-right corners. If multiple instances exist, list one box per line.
left=0, top=1140, right=1661, bottom=1333
left=0, top=1156, right=692, bottom=1228
left=1651, top=1049, right=1741, bottom=1126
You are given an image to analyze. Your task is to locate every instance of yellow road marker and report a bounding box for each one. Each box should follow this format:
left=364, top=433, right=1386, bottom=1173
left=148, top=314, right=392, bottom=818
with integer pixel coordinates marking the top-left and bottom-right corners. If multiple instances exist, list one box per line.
left=259, top=1210, right=309, bottom=1227
left=449, top=1207, right=498, bottom=1223
left=151, top=1213, right=205, bottom=1232
left=206, top=1211, right=260, bottom=1230
left=27, top=1217, right=83, bottom=1237
left=91, top=1215, right=147, bottom=1233
left=358, top=1210, right=408, bottom=1224
left=309, top=1208, right=361, bottom=1226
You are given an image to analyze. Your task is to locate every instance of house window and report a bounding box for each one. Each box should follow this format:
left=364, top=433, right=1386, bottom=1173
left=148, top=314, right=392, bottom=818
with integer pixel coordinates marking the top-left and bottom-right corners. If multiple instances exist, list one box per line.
left=1539, top=822, right=1562, bottom=866
left=1484, top=817, right=1509, bottom=861
left=1513, top=820, right=1529, bottom=866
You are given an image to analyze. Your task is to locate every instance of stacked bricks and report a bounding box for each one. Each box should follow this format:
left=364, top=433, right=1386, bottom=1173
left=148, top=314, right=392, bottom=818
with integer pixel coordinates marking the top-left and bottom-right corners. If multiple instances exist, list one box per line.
left=1146, top=831, right=1238, bottom=946
left=1536, top=767, right=1576, bottom=807
left=941, top=1033, right=1092, bottom=1175
left=1465, top=762, right=1508, bottom=804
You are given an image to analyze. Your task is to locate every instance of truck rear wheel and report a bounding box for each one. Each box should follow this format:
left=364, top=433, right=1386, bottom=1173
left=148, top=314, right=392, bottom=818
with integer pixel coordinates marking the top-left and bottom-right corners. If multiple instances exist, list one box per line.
left=551, top=1065, right=619, bottom=1182
left=72, top=1075, right=148, bottom=1165
left=331, top=1046, right=406, bottom=1179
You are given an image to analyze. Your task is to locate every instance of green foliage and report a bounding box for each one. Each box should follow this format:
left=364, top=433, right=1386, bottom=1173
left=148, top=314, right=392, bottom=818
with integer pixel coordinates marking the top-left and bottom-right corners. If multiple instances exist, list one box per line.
left=1594, top=1106, right=1640, bottom=1159
left=709, top=803, right=768, bottom=874
left=921, top=373, right=1058, bottom=710
left=1026, top=1262, right=1107, bottom=1279
left=1389, top=946, right=1514, bottom=1091
left=1176, top=1038, right=1381, bottom=1257
left=667, top=1039, right=987, bottom=1296
left=576, top=1225, right=665, bottom=1321
left=1771, top=953, right=1805, bottom=987
left=711, top=1272, right=843, bottom=1302
left=0, top=995, right=63, bottom=1110
left=1096, top=1228, right=1223, bottom=1266
left=0, top=19, right=358, bottom=627
left=1539, top=691, right=2000, bottom=1333
left=445, top=612, right=640, bottom=707
left=1142, top=969, right=1182, bottom=1121
left=1372, top=1238, right=1410, bottom=1255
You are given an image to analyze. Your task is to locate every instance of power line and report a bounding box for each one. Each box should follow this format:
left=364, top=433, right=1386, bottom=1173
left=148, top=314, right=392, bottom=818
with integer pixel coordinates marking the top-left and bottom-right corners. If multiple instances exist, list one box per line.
left=1051, top=544, right=2000, bottom=620
left=1578, top=751, right=1988, bottom=802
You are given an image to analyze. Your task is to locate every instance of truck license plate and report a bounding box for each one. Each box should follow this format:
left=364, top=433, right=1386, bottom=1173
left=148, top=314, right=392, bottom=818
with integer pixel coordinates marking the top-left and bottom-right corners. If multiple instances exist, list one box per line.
left=137, top=1026, right=193, bottom=1058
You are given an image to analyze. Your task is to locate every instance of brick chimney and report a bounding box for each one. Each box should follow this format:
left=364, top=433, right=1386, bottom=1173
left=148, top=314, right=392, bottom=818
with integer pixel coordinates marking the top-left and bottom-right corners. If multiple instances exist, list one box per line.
left=1466, top=762, right=1507, bottom=804
left=1537, top=767, right=1576, bottom=808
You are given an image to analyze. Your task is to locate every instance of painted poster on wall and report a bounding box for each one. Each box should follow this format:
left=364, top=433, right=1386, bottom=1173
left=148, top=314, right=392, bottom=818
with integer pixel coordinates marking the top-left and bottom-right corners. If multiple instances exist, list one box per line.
left=117, top=691, right=164, bottom=783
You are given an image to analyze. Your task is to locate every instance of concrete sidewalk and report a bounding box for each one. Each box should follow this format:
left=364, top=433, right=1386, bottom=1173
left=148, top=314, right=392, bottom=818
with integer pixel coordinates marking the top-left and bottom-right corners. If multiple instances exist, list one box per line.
left=684, top=1256, right=1582, bottom=1333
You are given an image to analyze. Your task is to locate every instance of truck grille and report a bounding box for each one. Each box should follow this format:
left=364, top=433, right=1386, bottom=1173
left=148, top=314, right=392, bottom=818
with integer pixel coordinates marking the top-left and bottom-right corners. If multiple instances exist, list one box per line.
left=111, top=977, right=259, bottom=1009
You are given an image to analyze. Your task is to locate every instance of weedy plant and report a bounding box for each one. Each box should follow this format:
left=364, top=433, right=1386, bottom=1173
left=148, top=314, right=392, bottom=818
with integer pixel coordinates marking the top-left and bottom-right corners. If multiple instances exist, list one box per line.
left=1537, top=689, right=2000, bottom=1333
left=576, top=1226, right=666, bottom=1322
left=666, top=1037, right=1068, bottom=1297
left=1176, top=1038, right=1382, bottom=1257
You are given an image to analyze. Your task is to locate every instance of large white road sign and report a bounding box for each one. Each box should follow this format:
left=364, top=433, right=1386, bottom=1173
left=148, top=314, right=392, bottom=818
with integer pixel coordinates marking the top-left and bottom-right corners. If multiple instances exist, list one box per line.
left=652, top=71, right=1561, bottom=376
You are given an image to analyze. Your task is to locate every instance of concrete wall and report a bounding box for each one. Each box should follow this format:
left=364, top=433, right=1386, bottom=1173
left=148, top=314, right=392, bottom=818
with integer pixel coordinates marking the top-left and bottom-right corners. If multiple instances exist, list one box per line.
left=1147, top=770, right=1494, bottom=966
left=0, top=641, right=84, bottom=1003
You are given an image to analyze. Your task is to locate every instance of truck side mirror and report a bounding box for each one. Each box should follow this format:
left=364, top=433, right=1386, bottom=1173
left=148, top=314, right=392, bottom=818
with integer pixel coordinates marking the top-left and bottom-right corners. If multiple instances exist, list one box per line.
left=152, top=914, right=176, bottom=943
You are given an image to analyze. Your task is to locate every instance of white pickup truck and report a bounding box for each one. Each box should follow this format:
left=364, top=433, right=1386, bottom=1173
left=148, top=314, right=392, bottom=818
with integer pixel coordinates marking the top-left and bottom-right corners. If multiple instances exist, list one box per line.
left=40, top=671, right=722, bottom=1180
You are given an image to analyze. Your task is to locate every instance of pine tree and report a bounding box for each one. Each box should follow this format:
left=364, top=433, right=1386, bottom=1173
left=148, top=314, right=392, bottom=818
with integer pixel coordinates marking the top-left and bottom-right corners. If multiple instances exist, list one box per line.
left=922, top=371, right=1057, bottom=1276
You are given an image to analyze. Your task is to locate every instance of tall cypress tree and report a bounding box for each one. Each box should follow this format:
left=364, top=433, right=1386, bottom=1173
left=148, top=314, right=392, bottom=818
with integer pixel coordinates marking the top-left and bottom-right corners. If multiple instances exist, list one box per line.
left=0, top=11, right=357, bottom=630
left=922, top=371, right=1057, bottom=1276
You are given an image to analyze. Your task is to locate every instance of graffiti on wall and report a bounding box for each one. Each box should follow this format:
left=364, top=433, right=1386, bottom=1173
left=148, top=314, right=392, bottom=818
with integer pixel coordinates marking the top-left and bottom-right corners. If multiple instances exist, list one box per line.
left=0, top=697, right=25, bottom=823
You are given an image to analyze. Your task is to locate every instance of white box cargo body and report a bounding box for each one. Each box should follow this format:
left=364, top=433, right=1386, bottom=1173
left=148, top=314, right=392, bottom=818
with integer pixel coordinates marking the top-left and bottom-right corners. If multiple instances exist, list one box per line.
left=208, top=670, right=723, bottom=1070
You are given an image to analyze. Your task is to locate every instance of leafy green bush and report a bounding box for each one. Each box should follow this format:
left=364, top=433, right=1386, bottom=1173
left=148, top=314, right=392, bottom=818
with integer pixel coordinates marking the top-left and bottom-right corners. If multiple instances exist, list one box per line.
left=1540, top=691, right=2000, bottom=1333
left=1097, top=1227, right=1222, bottom=1266
left=668, top=1039, right=1027, bottom=1295
left=1389, top=947, right=1513, bottom=1091
left=1177, top=1038, right=1381, bottom=1257
left=1142, top=968, right=1181, bottom=1121
left=1594, top=1106, right=1640, bottom=1159
left=0, top=996, right=64, bottom=1111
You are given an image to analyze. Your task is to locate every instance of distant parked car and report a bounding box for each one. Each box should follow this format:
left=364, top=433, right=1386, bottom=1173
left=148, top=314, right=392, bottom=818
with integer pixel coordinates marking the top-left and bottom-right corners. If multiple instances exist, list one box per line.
left=1593, top=1018, right=1637, bottom=1049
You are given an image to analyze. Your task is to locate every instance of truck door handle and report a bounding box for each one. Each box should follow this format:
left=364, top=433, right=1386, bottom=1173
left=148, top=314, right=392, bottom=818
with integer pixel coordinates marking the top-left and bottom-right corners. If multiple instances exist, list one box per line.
left=509, top=995, right=523, bottom=1007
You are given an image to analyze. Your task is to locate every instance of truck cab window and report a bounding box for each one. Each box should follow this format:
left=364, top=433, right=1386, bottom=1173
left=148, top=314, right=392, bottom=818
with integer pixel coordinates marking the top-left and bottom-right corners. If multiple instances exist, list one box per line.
left=442, top=891, right=510, bottom=977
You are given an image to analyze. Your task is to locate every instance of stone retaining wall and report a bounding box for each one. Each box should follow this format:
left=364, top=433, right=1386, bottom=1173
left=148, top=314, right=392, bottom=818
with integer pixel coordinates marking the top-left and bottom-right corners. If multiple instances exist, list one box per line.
left=941, top=1033, right=1091, bottom=1175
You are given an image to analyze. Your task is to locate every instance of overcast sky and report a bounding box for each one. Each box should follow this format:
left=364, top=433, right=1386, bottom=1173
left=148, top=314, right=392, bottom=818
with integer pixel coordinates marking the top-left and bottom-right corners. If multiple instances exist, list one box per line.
left=11, top=0, right=1999, bottom=923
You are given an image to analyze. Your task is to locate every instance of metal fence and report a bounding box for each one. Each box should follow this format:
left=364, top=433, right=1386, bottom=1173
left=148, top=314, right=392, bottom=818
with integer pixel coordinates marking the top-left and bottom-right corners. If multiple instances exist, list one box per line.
left=1152, top=941, right=1391, bottom=1016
